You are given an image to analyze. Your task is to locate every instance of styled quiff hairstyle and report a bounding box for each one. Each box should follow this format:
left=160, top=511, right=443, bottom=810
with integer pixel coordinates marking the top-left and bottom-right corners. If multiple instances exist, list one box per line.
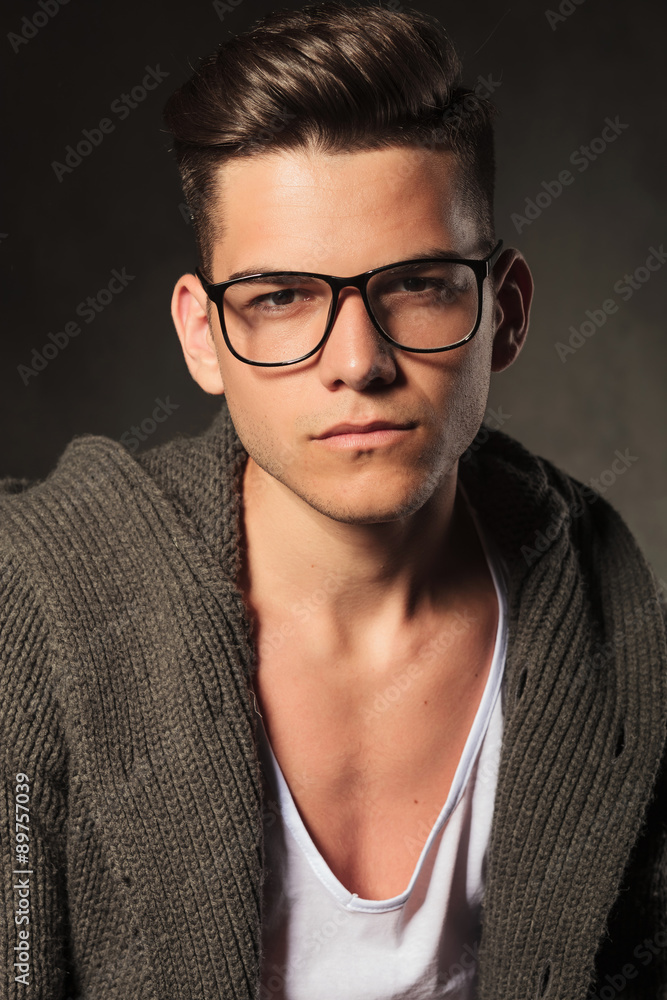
left=163, top=0, right=497, bottom=276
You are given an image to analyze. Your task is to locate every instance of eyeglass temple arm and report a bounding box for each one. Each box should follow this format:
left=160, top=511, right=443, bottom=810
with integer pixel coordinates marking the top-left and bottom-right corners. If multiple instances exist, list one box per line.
left=195, top=267, right=210, bottom=291
left=486, top=240, right=504, bottom=275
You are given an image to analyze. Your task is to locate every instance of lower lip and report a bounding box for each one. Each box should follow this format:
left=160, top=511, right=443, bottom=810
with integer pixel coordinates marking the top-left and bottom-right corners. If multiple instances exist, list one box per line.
left=315, top=428, right=413, bottom=449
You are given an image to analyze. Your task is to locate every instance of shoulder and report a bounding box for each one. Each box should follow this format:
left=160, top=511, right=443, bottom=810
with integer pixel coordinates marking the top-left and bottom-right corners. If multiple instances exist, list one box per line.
left=465, top=423, right=648, bottom=548
left=0, top=408, right=244, bottom=644
left=462, top=425, right=666, bottom=625
left=0, top=425, right=181, bottom=547
left=0, top=430, right=163, bottom=648
left=0, top=429, right=134, bottom=505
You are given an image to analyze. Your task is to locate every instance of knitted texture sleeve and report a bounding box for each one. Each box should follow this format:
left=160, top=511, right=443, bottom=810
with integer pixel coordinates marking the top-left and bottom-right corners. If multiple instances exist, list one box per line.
left=0, top=433, right=264, bottom=1000
left=0, top=536, right=70, bottom=997
left=0, top=475, right=156, bottom=1000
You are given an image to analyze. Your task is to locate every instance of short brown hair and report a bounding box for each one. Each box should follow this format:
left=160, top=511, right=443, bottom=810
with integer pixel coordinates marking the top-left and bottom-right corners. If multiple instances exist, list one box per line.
left=162, top=1, right=497, bottom=275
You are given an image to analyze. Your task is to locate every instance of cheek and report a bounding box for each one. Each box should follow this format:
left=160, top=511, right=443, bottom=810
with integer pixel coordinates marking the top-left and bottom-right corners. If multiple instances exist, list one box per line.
left=428, top=337, right=493, bottom=454
left=222, top=382, right=298, bottom=482
left=423, top=334, right=490, bottom=411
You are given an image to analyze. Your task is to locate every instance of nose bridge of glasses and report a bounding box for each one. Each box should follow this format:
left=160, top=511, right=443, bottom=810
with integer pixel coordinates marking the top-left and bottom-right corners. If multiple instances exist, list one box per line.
left=329, top=271, right=370, bottom=293
left=327, top=273, right=380, bottom=334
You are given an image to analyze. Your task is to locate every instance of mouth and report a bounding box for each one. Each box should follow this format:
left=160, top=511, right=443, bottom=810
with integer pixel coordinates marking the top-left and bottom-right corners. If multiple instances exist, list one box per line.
left=315, top=420, right=416, bottom=440
left=313, top=420, right=417, bottom=450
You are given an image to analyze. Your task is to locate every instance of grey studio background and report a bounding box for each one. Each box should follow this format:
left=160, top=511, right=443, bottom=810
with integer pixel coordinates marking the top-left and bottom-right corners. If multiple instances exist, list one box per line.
left=2, top=0, right=666, bottom=580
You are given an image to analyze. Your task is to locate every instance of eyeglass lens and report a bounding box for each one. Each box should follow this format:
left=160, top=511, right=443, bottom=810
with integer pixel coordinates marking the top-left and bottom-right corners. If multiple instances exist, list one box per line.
left=221, top=260, right=479, bottom=364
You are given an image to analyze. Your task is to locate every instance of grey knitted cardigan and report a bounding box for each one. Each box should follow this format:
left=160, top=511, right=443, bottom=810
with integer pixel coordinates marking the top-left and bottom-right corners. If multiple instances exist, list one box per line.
left=1, top=399, right=667, bottom=1000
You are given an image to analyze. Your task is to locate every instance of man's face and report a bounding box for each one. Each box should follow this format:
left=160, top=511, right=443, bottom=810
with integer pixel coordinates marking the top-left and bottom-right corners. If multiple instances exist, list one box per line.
left=203, top=145, right=499, bottom=524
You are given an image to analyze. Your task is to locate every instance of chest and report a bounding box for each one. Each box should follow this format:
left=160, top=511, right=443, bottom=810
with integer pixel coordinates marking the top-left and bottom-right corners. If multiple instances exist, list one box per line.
left=252, top=605, right=499, bottom=900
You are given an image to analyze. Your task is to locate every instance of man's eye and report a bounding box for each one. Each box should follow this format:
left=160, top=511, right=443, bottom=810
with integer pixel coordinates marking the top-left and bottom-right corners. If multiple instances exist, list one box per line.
left=399, top=277, right=440, bottom=292
left=245, top=287, right=315, bottom=310
left=254, top=289, right=300, bottom=307
left=383, top=276, right=457, bottom=297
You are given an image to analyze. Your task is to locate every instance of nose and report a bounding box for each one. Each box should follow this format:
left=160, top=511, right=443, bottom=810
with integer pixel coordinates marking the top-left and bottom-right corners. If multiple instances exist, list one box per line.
left=316, top=286, right=398, bottom=391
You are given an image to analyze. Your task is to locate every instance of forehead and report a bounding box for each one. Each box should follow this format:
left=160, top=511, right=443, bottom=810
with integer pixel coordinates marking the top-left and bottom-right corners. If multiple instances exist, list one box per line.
left=210, top=145, right=479, bottom=278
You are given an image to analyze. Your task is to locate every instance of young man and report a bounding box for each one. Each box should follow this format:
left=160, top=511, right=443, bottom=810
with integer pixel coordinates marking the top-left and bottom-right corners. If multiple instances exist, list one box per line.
left=1, top=3, right=666, bottom=999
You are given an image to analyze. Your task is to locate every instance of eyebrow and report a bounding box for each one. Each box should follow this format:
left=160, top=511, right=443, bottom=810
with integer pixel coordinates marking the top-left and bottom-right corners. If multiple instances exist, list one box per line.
left=224, top=247, right=474, bottom=282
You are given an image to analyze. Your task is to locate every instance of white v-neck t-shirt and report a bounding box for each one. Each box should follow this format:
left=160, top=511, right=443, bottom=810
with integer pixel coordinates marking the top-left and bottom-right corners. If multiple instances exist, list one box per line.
left=253, top=489, right=509, bottom=999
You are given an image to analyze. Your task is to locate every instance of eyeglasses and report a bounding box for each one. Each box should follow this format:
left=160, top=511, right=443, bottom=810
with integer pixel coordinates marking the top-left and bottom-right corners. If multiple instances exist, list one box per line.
left=195, top=239, right=503, bottom=367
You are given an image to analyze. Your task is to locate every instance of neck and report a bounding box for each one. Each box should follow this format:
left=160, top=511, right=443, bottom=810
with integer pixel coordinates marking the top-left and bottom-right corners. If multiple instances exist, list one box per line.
left=237, top=456, right=489, bottom=664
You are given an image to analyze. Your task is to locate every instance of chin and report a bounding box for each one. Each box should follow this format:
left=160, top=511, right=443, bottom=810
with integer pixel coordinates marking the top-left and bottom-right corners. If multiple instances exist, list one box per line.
left=297, top=479, right=438, bottom=525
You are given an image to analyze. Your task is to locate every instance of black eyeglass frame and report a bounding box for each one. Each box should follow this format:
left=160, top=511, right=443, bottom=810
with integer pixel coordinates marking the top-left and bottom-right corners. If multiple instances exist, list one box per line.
left=195, top=239, right=504, bottom=368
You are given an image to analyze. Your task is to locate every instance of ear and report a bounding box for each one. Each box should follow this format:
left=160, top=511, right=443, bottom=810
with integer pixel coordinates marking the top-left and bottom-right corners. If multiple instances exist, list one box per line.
left=171, top=273, right=225, bottom=394
left=489, top=248, right=534, bottom=373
